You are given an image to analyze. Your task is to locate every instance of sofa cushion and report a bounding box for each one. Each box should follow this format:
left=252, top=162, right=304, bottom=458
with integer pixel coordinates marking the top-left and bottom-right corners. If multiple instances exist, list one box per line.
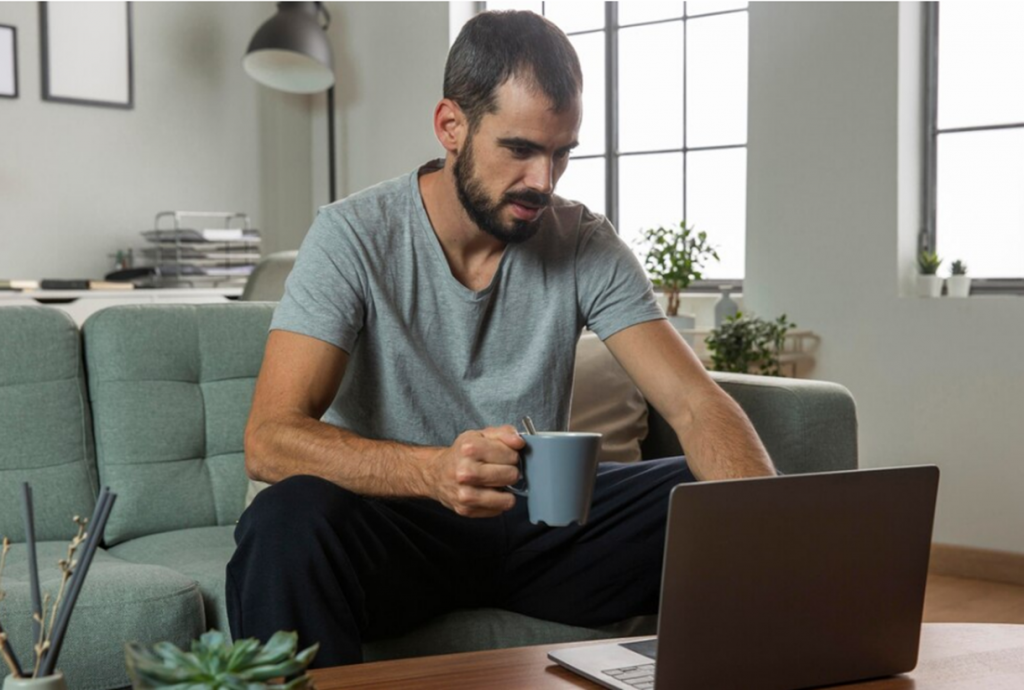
left=83, top=304, right=275, bottom=545
left=0, top=541, right=204, bottom=690
left=0, top=307, right=98, bottom=542
left=108, top=525, right=237, bottom=634
left=569, top=331, right=648, bottom=463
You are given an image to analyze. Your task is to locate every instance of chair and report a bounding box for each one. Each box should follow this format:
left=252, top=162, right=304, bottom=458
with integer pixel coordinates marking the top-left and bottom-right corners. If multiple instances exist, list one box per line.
left=240, top=250, right=298, bottom=301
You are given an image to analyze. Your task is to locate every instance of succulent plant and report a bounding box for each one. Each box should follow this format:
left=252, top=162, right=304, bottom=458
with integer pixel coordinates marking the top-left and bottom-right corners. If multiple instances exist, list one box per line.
left=918, top=250, right=943, bottom=275
left=125, top=630, right=318, bottom=690
left=950, top=260, right=967, bottom=276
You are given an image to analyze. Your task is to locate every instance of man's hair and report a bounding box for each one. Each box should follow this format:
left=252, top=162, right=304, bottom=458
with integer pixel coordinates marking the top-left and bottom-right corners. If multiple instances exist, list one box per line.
left=444, top=11, right=583, bottom=131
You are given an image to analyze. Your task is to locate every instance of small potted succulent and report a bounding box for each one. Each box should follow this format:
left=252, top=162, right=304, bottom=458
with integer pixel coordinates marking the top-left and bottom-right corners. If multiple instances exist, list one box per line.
left=634, top=221, right=719, bottom=332
left=917, top=251, right=943, bottom=298
left=947, top=260, right=970, bottom=298
left=125, top=630, right=318, bottom=689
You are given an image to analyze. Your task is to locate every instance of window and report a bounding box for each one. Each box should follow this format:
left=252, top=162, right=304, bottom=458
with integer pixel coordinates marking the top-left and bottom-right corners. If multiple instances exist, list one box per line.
left=482, top=2, right=749, bottom=282
left=926, top=2, right=1024, bottom=290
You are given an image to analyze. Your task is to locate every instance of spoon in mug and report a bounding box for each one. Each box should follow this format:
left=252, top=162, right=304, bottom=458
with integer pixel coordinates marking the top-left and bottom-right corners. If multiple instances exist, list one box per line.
left=521, top=416, right=538, bottom=435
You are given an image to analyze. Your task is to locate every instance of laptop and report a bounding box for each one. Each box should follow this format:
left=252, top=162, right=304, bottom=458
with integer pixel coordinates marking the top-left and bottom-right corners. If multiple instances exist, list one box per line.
left=549, top=466, right=939, bottom=690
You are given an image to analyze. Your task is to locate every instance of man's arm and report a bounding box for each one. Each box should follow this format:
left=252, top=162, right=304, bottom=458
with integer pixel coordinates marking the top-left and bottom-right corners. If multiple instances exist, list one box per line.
left=603, top=319, right=776, bottom=480
left=244, top=330, right=523, bottom=517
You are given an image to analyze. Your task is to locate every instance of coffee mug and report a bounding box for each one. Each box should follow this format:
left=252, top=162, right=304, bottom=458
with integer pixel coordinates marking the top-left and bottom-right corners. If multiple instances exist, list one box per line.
left=506, top=431, right=602, bottom=527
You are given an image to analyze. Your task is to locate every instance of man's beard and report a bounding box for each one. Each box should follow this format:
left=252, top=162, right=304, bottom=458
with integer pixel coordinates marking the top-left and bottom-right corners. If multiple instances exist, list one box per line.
left=452, top=137, right=549, bottom=245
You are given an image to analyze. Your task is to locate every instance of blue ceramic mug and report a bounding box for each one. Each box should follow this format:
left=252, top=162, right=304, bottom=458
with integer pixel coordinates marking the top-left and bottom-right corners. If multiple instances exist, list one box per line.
left=507, top=432, right=602, bottom=526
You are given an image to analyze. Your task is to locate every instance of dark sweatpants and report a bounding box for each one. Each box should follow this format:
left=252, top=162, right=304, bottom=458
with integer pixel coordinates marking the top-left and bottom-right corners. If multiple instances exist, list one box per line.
left=225, top=457, right=696, bottom=667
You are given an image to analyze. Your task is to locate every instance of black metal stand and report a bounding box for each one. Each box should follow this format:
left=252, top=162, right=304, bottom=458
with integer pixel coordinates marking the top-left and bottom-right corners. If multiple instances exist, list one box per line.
left=327, top=85, right=337, bottom=204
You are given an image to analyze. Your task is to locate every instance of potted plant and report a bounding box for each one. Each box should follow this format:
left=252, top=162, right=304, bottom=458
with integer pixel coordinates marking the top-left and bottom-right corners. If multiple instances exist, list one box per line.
left=917, top=251, right=943, bottom=297
left=947, top=260, right=970, bottom=298
left=705, top=312, right=796, bottom=377
left=125, top=630, right=318, bottom=689
left=634, top=221, right=719, bottom=331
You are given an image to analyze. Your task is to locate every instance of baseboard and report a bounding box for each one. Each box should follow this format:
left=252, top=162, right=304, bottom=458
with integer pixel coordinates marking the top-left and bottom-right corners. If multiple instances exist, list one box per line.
left=930, top=543, right=1024, bottom=587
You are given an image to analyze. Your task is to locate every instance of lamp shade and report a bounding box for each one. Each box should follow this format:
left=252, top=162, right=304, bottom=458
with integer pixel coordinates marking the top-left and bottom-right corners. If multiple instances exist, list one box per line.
left=244, top=2, right=334, bottom=94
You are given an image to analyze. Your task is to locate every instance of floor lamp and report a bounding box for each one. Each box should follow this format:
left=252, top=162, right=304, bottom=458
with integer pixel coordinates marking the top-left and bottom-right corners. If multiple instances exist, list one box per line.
left=244, top=1, right=337, bottom=204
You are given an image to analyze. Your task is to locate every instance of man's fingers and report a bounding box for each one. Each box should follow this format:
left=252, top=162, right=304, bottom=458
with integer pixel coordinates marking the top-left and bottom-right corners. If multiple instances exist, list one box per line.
left=481, top=425, right=526, bottom=451
left=455, top=459, right=520, bottom=488
left=450, top=485, right=516, bottom=517
left=460, top=436, right=520, bottom=466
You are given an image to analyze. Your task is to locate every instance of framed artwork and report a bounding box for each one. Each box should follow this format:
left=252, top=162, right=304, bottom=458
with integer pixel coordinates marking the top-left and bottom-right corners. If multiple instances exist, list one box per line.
left=40, top=1, right=133, bottom=108
left=0, top=25, right=16, bottom=99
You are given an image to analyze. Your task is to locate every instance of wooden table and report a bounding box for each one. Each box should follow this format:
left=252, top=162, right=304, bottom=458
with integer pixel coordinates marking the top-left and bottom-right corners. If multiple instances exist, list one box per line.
left=309, top=623, right=1024, bottom=689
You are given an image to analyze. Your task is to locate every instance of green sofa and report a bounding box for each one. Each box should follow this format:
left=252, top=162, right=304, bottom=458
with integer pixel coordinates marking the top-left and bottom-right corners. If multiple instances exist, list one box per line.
left=0, top=304, right=857, bottom=689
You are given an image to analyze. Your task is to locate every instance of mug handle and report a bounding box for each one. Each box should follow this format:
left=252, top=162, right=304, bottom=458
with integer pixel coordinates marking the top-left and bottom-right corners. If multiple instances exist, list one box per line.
left=503, top=451, right=528, bottom=497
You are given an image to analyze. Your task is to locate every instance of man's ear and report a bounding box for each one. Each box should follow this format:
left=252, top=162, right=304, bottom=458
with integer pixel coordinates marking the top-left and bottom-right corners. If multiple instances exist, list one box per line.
left=434, top=98, right=467, bottom=154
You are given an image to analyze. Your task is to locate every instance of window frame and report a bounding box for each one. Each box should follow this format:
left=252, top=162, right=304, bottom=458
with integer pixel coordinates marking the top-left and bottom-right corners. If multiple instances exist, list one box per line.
left=923, top=3, right=1024, bottom=295
left=479, top=2, right=749, bottom=290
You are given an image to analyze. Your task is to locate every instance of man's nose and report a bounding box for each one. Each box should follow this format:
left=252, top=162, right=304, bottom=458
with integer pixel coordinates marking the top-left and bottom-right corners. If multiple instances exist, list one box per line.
left=524, top=157, right=555, bottom=196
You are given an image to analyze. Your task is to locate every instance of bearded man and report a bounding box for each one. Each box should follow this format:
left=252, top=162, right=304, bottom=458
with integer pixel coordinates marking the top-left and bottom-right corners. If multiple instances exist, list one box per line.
left=227, top=9, right=776, bottom=668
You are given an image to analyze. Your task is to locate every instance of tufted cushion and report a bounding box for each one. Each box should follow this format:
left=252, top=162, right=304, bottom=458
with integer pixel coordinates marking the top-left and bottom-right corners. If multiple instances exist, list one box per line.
left=109, top=524, right=238, bottom=634
left=0, top=307, right=98, bottom=542
left=83, top=303, right=275, bottom=545
left=0, top=542, right=203, bottom=690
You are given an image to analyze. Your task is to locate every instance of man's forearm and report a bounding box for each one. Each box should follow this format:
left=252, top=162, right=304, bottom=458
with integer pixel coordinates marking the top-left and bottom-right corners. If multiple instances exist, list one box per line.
left=674, top=388, right=777, bottom=481
left=245, top=415, right=443, bottom=498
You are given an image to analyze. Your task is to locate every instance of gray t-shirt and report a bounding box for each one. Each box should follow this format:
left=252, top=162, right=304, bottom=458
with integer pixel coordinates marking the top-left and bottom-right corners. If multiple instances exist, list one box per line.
left=271, top=160, right=664, bottom=447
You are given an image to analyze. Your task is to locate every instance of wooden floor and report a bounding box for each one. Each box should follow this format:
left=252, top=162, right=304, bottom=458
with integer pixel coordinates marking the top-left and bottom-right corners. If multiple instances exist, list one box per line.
left=923, top=574, right=1024, bottom=624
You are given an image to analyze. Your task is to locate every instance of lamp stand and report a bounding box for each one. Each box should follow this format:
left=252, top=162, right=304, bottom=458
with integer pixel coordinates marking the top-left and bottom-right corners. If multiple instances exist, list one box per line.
left=327, top=84, right=337, bottom=203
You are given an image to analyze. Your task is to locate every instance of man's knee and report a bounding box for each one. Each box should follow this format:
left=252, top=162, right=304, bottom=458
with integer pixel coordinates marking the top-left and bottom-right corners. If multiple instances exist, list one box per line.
left=237, top=475, right=360, bottom=552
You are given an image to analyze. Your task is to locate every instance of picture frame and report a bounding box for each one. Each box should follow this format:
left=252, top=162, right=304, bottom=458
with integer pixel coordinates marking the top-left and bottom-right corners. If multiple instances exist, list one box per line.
left=40, top=1, right=133, bottom=109
left=0, top=24, right=16, bottom=99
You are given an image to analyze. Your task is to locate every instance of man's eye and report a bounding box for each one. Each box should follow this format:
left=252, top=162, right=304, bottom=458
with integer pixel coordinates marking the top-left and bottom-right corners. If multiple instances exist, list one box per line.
left=510, top=147, right=532, bottom=158
left=556, top=149, right=572, bottom=161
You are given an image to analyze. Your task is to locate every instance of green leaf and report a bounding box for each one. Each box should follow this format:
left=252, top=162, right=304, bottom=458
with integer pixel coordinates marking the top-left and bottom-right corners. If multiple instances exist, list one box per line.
left=227, top=638, right=262, bottom=672
left=249, top=631, right=299, bottom=667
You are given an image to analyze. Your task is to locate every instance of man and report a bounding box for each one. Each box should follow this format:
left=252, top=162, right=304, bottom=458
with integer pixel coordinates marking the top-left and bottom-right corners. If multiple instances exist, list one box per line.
left=227, top=10, right=775, bottom=668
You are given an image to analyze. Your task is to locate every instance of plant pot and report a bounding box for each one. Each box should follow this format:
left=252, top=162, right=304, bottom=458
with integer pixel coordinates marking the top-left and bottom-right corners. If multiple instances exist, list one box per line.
left=947, top=275, right=971, bottom=298
left=2, top=673, right=67, bottom=690
left=917, top=275, right=943, bottom=298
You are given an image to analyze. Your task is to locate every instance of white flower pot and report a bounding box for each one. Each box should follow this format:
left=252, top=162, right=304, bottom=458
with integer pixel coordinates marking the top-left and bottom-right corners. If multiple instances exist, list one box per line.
left=3, top=673, right=67, bottom=690
left=947, top=275, right=971, bottom=298
left=917, top=275, right=943, bottom=298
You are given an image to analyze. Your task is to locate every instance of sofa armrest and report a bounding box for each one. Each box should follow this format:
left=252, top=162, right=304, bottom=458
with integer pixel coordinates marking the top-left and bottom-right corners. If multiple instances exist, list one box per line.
left=640, top=372, right=858, bottom=475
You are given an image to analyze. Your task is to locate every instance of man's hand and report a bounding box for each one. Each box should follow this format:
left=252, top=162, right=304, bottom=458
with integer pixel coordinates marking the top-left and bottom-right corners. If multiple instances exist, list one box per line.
left=425, top=425, right=525, bottom=518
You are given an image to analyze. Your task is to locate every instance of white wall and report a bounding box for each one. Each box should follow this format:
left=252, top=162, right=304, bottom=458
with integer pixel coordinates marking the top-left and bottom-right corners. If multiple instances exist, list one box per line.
left=747, top=2, right=1024, bottom=553
left=0, top=2, right=312, bottom=277
left=315, top=2, right=449, bottom=204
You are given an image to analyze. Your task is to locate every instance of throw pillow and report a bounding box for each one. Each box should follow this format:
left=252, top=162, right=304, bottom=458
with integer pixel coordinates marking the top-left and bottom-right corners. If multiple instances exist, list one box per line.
left=569, top=331, right=648, bottom=463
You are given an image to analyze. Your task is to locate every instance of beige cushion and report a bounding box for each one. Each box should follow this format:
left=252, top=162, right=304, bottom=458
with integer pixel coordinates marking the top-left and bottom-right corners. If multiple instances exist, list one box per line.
left=569, top=331, right=648, bottom=463
left=245, top=331, right=649, bottom=507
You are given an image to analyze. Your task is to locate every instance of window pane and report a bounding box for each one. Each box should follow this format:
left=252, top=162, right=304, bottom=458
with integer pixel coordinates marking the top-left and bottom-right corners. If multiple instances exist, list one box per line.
left=619, top=2, right=683, bottom=26
left=484, top=1, right=543, bottom=14
left=686, top=148, right=746, bottom=279
left=619, top=22, right=684, bottom=153
left=687, top=13, right=747, bottom=148
left=544, top=1, right=604, bottom=34
left=557, top=156, right=606, bottom=215
left=569, top=32, right=605, bottom=156
left=618, top=153, right=684, bottom=256
left=938, top=3, right=1024, bottom=130
left=686, top=1, right=748, bottom=17
left=936, top=129, right=1024, bottom=278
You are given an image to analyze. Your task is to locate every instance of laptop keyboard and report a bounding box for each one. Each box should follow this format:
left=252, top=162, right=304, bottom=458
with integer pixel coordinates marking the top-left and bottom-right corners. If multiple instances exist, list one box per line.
left=602, top=663, right=655, bottom=689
